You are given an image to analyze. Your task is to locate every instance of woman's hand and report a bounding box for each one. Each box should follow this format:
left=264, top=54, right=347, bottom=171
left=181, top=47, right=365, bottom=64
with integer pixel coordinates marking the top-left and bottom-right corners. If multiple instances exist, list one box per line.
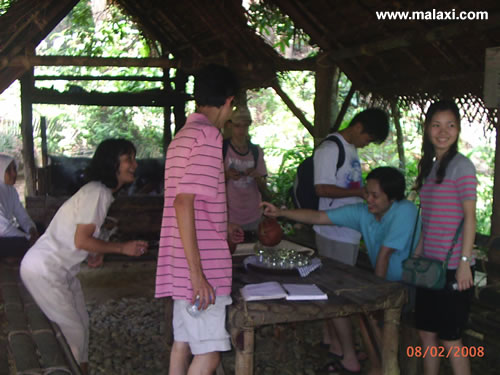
left=245, top=167, right=259, bottom=178
left=120, top=240, right=148, bottom=257
left=87, top=253, right=104, bottom=268
left=228, top=223, right=244, bottom=244
left=226, top=168, right=241, bottom=180
left=260, top=201, right=281, bottom=218
left=455, top=261, right=474, bottom=291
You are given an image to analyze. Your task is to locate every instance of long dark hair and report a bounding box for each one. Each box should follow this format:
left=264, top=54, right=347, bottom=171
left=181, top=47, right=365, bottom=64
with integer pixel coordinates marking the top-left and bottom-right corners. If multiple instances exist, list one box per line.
left=85, top=139, right=136, bottom=189
left=414, top=100, right=460, bottom=191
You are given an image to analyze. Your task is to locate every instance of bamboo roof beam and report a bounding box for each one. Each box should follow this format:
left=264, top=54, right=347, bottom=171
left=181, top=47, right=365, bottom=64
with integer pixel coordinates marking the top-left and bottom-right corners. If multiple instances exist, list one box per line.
left=34, top=75, right=165, bottom=82
left=1, top=54, right=316, bottom=72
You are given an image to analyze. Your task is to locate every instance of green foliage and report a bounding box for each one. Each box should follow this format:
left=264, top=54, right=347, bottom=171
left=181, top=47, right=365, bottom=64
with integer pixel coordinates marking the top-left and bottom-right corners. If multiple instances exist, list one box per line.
left=0, top=0, right=12, bottom=15
left=33, top=1, right=164, bottom=158
left=246, top=1, right=310, bottom=54
left=265, top=143, right=313, bottom=207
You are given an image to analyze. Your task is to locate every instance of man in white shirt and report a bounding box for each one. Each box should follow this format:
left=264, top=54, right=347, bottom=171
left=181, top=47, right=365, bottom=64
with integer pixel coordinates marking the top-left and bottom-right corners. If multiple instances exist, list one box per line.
left=314, top=108, right=389, bottom=373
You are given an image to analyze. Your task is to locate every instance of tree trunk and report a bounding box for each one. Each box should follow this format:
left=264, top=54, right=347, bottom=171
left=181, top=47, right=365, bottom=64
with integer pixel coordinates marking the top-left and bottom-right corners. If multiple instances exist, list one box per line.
left=391, top=101, right=406, bottom=170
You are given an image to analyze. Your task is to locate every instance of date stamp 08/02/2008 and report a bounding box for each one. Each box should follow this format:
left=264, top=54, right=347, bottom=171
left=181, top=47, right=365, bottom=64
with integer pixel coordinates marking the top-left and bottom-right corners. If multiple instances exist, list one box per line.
left=406, top=346, right=485, bottom=358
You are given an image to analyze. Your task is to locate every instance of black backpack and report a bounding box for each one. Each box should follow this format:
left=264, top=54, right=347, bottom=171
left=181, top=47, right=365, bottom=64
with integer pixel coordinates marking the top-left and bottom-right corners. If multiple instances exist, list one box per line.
left=222, top=139, right=259, bottom=166
left=291, top=135, right=345, bottom=209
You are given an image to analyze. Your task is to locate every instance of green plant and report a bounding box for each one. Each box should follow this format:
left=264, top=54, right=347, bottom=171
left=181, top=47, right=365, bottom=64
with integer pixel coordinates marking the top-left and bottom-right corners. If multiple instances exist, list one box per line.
left=266, top=142, right=313, bottom=207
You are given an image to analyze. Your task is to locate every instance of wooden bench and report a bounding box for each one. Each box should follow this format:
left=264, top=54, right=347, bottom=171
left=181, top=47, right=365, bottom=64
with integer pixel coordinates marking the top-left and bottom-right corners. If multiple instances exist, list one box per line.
left=0, top=263, right=82, bottom=375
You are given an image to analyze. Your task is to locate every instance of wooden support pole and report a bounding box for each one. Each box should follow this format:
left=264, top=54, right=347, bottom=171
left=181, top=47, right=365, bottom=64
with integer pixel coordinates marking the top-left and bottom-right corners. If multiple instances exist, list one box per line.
left=382, top=307, right=402, bottom=375
left=391, top=101, right=406, bottom=170
left=313, top=54, right=338, bottom=141
left=490, top=122, right=500, bottom=237
left=173, top=70, right=188, bottom=135
left=234, top=329, right=254, bottom=375
left=271, top=78, right=314, bottom=136
left=20, top=69, right=36, bottom=197
left=40, top=117, right=48, bottom=168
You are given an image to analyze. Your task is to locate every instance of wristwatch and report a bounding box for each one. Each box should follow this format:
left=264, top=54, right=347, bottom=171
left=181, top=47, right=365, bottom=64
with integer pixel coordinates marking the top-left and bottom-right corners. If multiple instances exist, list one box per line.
left=460, top=255, right=472, bottom=263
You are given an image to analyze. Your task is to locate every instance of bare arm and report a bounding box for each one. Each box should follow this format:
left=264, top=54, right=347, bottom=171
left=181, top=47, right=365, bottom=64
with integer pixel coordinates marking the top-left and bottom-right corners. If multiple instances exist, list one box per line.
left=74, top=224, right=147, bottom=256
left=374, top=246, right=395, bottom=279
left=174, top=193, right=215, bottom=308
left=455, top=199, right=476, bottom=291
left=260, top=202, right=332, bottom=225
left=315, top=184, right=365, bottom=199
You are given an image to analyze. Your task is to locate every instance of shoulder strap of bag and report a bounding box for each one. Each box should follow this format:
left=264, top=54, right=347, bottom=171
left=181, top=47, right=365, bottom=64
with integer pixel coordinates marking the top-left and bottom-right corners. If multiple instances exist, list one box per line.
left=314, top=134, right=345, bottom=175
left=408, top=204, right=420, bottom=257
left=444, top=219, right=464, bottom=266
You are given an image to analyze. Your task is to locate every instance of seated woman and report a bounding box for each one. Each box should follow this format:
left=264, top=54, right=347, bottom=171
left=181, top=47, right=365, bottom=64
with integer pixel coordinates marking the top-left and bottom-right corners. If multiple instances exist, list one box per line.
left=0, top=153, right=39, bottom=260
left=261, top=166, right=419, bottom=375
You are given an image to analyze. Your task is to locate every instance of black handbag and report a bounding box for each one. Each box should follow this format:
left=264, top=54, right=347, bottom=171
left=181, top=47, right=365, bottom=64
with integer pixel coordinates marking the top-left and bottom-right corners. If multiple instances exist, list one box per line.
left=401, top=207, right=463, bottom=290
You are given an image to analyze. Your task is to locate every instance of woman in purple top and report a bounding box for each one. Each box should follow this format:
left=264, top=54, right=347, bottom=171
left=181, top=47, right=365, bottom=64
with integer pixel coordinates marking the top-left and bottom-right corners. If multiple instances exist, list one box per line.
left=414, top=100, right=476, bottom=375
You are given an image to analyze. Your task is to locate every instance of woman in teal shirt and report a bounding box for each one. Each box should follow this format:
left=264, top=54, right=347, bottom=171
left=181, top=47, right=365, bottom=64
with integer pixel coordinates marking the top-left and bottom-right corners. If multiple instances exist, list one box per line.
left=261, top=166, right=419, bottom=375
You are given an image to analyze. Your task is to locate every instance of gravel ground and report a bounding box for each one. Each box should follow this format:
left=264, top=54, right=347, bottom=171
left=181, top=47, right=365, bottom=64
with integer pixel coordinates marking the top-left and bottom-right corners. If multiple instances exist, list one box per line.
left=79, top=261, right=498, bottom=375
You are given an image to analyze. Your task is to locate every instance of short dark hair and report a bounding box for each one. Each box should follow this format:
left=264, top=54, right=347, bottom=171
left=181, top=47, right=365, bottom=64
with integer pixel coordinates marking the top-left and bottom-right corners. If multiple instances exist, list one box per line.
left=366, top=166, right=406, bottom=201
left=86, top=139, right=136, bottom=189
left=194, top=64, right=239, bottom=107
left=349, top=108, right=389, bottom=143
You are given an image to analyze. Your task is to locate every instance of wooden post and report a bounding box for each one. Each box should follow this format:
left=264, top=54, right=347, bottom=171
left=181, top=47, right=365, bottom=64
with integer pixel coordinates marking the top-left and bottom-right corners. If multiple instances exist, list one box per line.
left=382, top=307, right=401, bottom=375
left=490, top=122, right=500, bottom=237
left=163, top=106, right=172, bottom=154
left=488, top=122, right=500, bottom=283
left=234, top=328, right=254, bottom=375
left=163, top=68, right=172, bottom=153
left=20, top=68, right=36, bottom=197
left=313, top=53, right=339, bottom=142
left=391, top=101, right=406, bottom=170
left=173, top=69, right=188, bottom=135
left=40, top=116, right=48, bottom=167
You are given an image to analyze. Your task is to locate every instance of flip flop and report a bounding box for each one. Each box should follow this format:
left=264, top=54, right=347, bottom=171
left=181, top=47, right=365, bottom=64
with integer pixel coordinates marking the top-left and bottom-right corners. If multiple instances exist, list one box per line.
left=326, top=360, right=361, bottom=374
left=323, top=348, right=367, bottom=362
left=322, top=360, right=341, bottom=374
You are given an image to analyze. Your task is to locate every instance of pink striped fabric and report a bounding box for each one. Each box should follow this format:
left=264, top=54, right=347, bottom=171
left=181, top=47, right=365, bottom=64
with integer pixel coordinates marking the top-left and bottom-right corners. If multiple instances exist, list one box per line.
left=155, top=113, right=231, bottom=300
left=420, top=153, right=477, bottom=268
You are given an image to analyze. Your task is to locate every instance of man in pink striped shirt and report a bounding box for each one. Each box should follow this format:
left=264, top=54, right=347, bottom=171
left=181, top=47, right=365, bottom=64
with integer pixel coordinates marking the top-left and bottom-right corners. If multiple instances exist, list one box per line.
left=155, top=65, right=243, bottom=375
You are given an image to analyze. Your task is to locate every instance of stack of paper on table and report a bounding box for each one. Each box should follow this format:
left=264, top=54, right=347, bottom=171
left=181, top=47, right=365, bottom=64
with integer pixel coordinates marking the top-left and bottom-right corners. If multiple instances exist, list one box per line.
left=240, top=281, right=288, bottom=301
left=240, top=281, right=328, bottom=301
left=282, top=283, right=328, bottom=300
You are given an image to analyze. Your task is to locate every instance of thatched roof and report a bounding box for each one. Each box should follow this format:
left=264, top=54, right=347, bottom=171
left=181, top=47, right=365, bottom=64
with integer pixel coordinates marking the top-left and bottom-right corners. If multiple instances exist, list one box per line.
left=1, top=0, right=500, bottom=118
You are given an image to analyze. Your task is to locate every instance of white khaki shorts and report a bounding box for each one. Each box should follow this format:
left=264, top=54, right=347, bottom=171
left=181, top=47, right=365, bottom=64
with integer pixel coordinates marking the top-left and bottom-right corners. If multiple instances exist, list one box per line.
left=172, top=295, right=232, bottom=355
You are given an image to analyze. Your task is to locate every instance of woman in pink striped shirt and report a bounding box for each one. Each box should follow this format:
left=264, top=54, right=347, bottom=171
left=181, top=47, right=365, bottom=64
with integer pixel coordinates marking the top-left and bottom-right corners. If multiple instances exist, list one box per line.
left=414, top=100, right=476, bottom=375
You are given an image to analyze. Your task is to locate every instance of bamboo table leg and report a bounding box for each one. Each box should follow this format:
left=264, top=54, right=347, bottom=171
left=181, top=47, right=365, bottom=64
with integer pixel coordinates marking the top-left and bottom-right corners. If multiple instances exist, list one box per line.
left=234, top=328, right=255, bottom=375
left=382, top=307, right=402, bottom=375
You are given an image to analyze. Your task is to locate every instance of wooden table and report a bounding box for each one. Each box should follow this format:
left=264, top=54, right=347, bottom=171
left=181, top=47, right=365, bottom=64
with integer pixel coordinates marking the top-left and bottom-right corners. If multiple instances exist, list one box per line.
left=227, top=256, right=407, bottom=375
